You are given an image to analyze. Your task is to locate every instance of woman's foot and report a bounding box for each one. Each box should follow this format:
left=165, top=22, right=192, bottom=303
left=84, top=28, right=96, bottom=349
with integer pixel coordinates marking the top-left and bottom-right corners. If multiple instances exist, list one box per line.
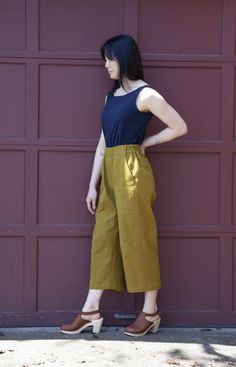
left=60, top=310, right=103, bottom=335
left=124, top=310, right=161, bottom=337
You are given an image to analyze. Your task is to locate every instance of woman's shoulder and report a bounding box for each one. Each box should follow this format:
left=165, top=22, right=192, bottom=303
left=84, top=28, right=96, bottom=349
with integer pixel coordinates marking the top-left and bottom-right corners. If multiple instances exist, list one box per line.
left=138, top=85, right=165, bottom=101
left=137, top=85, right=165, bottom=112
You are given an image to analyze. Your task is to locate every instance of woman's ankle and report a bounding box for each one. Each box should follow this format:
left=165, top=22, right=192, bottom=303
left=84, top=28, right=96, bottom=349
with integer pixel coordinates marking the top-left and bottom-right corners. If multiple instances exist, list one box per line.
left=81, top=310, right=101, bottom=321
left=81, top=289, right=104, bottom=317
left=82, top=304, right=100, bottom=312
left=142, top=306, right=158, bottom=314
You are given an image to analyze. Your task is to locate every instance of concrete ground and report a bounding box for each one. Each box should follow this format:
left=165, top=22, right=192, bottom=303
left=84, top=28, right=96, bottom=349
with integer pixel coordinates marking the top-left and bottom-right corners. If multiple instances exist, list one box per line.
left=0, top=326, right=235, bottom=367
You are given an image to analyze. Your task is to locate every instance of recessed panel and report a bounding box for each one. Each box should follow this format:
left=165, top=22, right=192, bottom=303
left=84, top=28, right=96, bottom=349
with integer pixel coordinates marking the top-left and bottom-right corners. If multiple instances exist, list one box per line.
left=232, top=154, right=236, bottom=225
left=39, top=0, right=125, bottom=52
left=158, top=237, right=220, bottom=311
left=0, top=64, right=26, bottom=137
left=0, top=0, right=26, bottom=50
left=37, top=237, right=91, bottom=310
left=150, top=152, right=220, bottom=226
left=39, top=65, right=108, bottom=139
left=233, top=69, right=236, bottom=141
left=139, top=0, right=223, bottom=55
left=144, top=67, right=222, bottom=141
left=233, top=238, right=236, bottom=311
left=38, top=151, right=94, bottom=224
left=0, top=151, right=25, bottom=223
left=0, top=237, right=24, bottom=311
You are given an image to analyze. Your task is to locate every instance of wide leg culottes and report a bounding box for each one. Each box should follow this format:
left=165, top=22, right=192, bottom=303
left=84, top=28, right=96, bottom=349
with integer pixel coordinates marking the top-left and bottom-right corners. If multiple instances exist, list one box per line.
left=89, top=144, right=161, bottom=293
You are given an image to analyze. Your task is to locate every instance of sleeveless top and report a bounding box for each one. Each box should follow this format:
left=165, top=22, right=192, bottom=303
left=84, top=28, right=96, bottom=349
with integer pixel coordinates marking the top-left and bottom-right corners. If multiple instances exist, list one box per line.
left=101, top=85, right=153, bottom=147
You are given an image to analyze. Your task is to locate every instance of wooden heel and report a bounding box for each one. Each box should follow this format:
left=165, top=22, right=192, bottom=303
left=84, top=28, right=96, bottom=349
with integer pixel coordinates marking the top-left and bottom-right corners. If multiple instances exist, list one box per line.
left=150, top=317, right=161, bottom=333
left=92, top=317, right=103, bottom=333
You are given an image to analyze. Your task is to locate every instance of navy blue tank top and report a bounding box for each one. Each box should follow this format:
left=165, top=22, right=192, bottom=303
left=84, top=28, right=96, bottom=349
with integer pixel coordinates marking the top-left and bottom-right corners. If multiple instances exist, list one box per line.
left=101, top=85, right=153, bottom=147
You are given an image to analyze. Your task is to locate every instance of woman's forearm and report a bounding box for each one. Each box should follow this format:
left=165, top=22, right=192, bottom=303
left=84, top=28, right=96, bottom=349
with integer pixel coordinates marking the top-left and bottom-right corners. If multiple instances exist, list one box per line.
left=89, top=148, right=105, bottom=189
left=143, top=125, right=187, bottom=148
left=89, top=132, right=106, bottom=189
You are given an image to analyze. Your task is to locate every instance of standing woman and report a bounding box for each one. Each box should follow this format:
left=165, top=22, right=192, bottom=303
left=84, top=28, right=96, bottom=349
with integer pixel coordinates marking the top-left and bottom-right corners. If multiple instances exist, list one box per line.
left=60, top=35, right=188, bottom=337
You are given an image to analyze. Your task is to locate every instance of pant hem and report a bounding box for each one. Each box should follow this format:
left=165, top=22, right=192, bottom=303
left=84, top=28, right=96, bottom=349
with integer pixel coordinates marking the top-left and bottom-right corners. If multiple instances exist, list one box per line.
left=89, top=284, right=161, bottom=293
left=126, top=285, right=161, bottom=293
left=89, top=284, right=126, bottom=292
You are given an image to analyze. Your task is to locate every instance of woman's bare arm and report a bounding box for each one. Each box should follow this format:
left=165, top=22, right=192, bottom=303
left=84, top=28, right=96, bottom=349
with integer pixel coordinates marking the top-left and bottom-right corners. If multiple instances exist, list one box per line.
left=137, top=88, right=188, bottom=151
left=86, top=131, right=106, bottom=215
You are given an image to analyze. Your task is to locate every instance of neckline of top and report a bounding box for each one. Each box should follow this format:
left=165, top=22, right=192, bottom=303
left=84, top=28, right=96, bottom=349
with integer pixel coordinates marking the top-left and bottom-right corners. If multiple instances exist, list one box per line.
left=112, top=84, right=149, bottom=97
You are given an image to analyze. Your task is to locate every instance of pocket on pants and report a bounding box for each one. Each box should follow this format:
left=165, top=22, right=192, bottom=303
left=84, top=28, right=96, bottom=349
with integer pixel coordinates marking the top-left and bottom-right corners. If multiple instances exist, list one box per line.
left=136, top=150, right=156, bottom=202
left=124, top=149, right=137, bottom=185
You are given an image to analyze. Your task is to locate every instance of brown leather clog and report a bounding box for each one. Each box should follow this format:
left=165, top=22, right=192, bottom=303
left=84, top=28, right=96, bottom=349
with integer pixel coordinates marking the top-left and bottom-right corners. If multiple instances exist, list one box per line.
left=60, top=309, right=103, bottom=335
left=125, top=310, right=161, bottom=337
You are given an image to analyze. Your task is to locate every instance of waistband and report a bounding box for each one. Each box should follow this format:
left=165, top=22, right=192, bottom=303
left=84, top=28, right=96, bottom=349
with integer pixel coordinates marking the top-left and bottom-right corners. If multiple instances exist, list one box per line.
left=105, top=144, right=142, bottom=154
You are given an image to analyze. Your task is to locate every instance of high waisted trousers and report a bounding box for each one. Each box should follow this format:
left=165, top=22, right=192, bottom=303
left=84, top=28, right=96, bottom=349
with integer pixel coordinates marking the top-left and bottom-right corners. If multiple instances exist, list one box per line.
left=89, top=144, right=161, bottom=293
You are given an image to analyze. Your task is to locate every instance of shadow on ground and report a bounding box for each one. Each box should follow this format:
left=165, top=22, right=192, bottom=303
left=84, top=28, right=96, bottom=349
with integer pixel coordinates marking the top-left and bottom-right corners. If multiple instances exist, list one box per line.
left=0, top=326, right=235, bottom=344
left=0, top=327, right=235, bottom=367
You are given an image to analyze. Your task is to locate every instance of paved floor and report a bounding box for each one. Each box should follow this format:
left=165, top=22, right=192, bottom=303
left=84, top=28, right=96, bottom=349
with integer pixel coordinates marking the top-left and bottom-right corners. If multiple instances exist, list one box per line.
left=0, top=326, right=235, bottom=367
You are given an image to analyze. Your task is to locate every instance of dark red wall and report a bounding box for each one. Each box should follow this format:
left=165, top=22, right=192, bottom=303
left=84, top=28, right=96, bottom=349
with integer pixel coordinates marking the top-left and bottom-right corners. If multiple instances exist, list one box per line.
left=0, top=0, right=236, bottom=327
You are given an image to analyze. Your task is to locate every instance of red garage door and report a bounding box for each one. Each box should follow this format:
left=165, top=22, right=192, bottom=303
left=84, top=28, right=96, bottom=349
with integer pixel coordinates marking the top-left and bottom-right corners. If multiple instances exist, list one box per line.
left=0, top=0, right=236, bottom=327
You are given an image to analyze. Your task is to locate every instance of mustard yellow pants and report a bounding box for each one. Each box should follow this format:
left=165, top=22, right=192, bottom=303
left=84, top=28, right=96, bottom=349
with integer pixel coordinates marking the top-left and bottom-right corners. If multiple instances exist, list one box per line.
left=89, top=144, right=161, bottom=293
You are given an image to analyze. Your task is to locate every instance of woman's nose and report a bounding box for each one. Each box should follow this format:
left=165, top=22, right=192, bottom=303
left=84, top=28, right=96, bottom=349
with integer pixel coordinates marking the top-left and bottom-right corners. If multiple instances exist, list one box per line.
left=105, top=59, right=109, bottom=68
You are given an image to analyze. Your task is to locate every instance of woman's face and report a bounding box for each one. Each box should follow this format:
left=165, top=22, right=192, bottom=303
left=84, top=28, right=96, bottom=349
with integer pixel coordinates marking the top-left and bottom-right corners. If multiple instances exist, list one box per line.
left=104, top=57, right=120, bottom=80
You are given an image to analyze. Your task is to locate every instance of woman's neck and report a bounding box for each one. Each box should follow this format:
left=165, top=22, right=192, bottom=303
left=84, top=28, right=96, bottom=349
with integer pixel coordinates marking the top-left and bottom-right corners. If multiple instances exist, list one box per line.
left=120, top=78, right=144, bottom=92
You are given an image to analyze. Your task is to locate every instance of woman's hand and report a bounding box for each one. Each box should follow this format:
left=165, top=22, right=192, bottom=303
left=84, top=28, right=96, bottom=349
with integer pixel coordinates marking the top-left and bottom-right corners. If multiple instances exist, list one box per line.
left=140, top=144, right=146, bottom=156
left=86, top=187, right=98, bottom=215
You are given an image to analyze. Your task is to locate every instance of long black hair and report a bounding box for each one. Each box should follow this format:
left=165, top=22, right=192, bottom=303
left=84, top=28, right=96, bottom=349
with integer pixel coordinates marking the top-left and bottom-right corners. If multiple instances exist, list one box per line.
left=101, top=34, right=144, bottom=92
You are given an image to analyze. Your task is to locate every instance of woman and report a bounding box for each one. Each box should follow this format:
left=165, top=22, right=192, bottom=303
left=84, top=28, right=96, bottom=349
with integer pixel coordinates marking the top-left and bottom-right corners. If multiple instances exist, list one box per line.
left=60, top=35, right=188, bottom=337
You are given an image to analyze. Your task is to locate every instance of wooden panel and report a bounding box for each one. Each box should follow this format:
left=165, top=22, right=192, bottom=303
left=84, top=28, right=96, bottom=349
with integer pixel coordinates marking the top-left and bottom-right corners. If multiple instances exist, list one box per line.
left=0, top=237, right=24, bottom=311
left=39, top=64, right=105, bottom=139
left=232, top=154, right=236, bottom=225
left=0, top=151, right=25, bottom=223
left=139, top=0, right=223, bottom=55
left=0, top=63, right=26, bottom=138
left=158, top=237, right=220, bottom=311
left=151, top=152, right=220, bottom=226
left=234, top=67, right=236, bottom=141
left=39, top=0, right=126, bottom=52
left=145, top=66, right=222, bottom=141
left=0, top=0, right=26, bottom=50
left=38, top=151, right=94, bottom=224
left=37, top=237, right=91, bottom=310
left=233, top=238, right=236, bottom=311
